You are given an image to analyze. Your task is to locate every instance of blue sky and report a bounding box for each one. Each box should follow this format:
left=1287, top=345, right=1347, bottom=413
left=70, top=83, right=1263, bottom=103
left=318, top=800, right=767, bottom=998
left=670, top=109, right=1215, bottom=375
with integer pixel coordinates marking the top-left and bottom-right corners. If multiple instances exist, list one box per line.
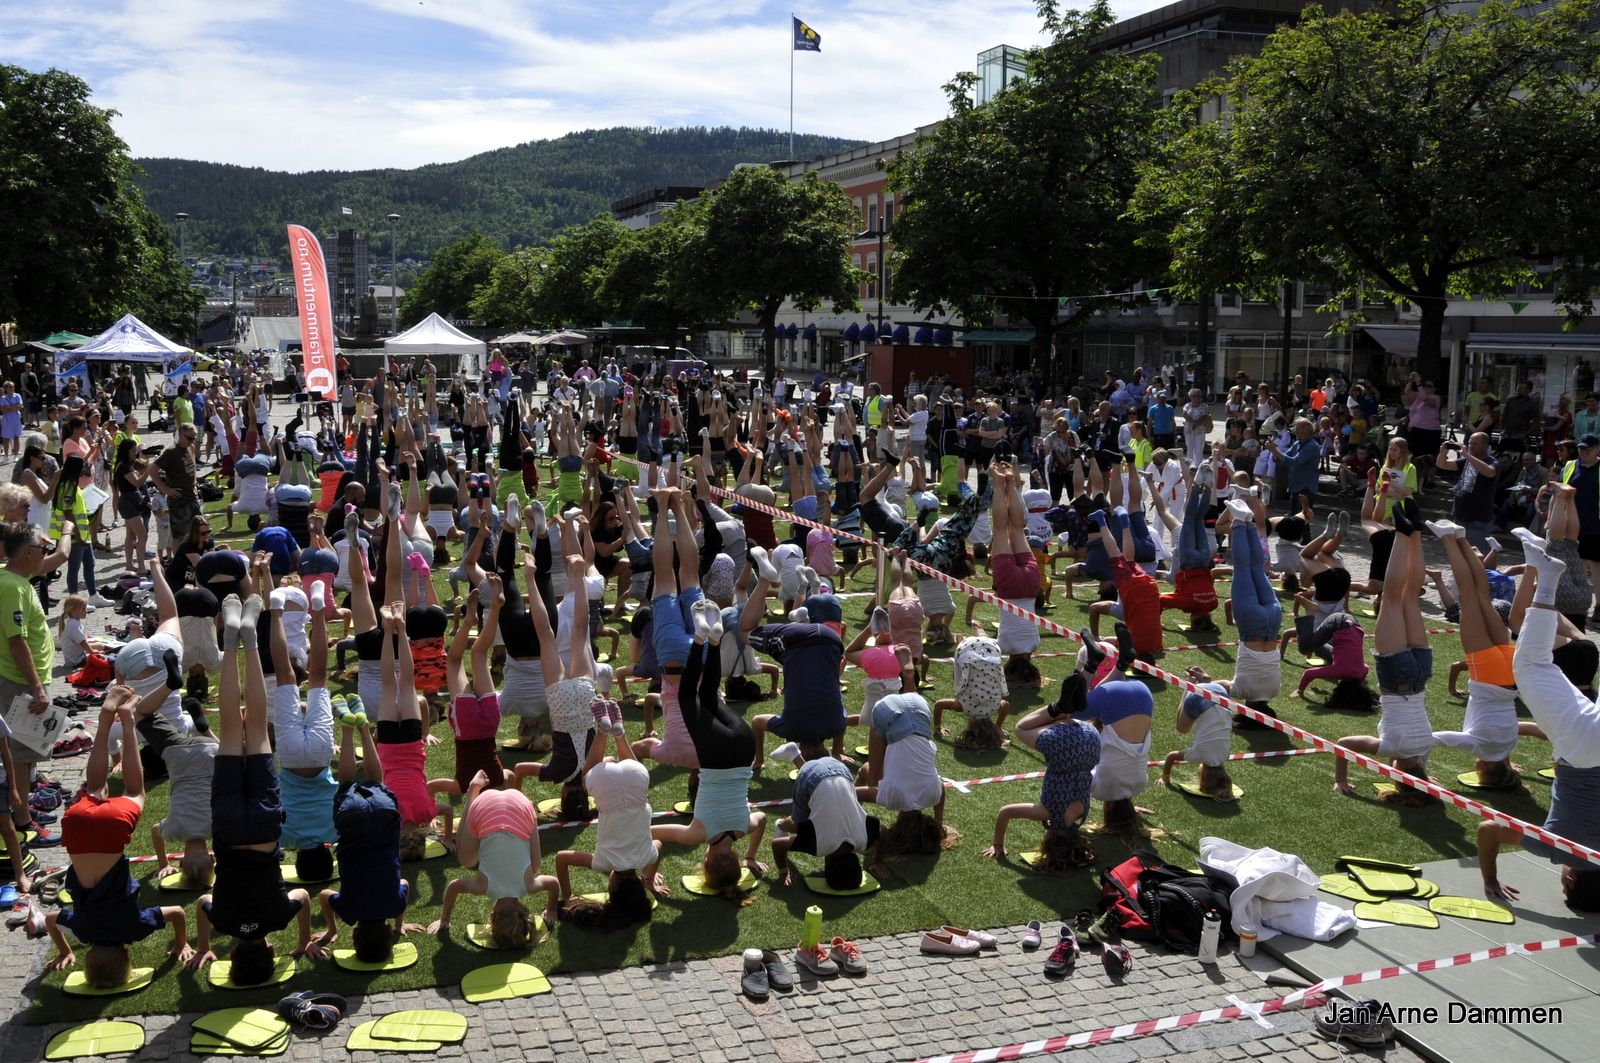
left=3, top=0, right=1166, bottom=171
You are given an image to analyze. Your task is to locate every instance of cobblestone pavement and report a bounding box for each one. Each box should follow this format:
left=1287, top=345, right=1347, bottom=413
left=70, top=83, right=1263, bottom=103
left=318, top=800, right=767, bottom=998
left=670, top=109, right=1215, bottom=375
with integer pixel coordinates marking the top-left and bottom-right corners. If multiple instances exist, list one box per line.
left=0, top=388, right=1433, bottom=1062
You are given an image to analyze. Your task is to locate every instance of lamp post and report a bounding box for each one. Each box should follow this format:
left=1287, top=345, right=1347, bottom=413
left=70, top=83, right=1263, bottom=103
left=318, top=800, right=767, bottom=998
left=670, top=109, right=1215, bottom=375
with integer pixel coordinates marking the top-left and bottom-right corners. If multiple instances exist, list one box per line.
left=387, top=213, right=401, bottom=334
left=856, top=225, right=889, bottom=337
left=174, top=212, right=188, bottom=261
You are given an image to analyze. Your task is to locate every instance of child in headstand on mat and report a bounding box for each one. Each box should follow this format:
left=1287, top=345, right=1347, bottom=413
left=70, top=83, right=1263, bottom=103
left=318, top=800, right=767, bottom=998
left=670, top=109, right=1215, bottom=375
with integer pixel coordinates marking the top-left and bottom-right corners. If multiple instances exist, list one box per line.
left=429, top=584, right=508, bottom=808
left=650, top=599, right=768, bottom=902
left=1219, top=493, right=1286, bottom=727
left=1150, top=463, right=1219, bottom=632
left=982, top=700, right=1101, bottom=875
left=554, top=702, right=664, bottom=929
left=1158, top=678, right=1238, bottom=801
left=856, top=692, right=953, bottom=872
left=1333, top=495, right=1438, bottom=805
left=189, top=592, right=323, bottom=983
left=315, top=683, right=422, bottom=963
left=43, top=685, right=194, bottom=985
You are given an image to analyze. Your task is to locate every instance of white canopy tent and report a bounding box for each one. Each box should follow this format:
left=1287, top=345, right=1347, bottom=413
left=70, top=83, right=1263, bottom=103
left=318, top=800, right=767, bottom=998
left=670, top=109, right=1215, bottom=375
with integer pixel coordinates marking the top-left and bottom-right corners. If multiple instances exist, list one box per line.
left=74, top=314, right=190, bottom=364
left=385, top=313, right=486, bottom=377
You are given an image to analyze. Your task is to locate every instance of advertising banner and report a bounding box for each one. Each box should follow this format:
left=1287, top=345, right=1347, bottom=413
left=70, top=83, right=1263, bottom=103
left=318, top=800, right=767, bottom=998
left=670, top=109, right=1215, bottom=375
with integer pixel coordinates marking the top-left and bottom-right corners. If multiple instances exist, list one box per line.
left=287, top=224, right=339, bottom=400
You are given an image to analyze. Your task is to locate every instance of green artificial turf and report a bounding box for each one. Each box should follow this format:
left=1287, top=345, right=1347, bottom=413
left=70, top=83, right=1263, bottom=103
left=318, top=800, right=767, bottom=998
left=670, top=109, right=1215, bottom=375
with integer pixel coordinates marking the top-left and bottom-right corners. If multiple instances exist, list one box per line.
left=28, top=486, right=1554, bottom=1021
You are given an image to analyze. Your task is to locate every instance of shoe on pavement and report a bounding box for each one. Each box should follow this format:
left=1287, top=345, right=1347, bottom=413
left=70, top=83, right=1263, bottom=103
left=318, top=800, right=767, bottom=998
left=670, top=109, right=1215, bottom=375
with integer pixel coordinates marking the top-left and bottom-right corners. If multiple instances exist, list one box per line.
left=761, top=949, right=795, bottom=990
left=828, top=937, right=868, bottom=974
left=741, top=948, right=770, bottom=998
left=1021, top=920, right=1043, bottom=949
left=920, top=930, right=980, bottom=956
left=87, top=594, right=118, bottom=608
left=1314, top=999, right=1395, bottom=1047
left=941, top=925, right=996, bottom=949
left=1102, top=943, right=1133, bottom=978
left=1044, top=924, right=1079, bottom=975
left=795, top=943, right=840, bottom=976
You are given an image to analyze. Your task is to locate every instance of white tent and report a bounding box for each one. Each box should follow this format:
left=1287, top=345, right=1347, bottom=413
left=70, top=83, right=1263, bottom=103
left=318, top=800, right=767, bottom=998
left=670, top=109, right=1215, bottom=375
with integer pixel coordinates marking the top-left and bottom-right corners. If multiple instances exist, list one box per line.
left=385, top=313, right=486, bottom=377
left=73, top=313, right=190, bottom=364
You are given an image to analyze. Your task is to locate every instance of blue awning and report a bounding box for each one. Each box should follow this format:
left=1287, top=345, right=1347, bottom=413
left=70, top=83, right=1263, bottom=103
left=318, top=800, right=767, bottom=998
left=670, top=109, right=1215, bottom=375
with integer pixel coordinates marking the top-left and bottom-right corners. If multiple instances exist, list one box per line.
left=891, top=324, right=910, bottom=342
left=784, top=323, right=799, bottom=338
left=842, top=323, right=860, bottom=340
left=859, top=323, right=877, bottom=341
left=933, top=328, right=952, bottom=343
left=913, top=326, right=934, bottom=343
left=802, top=324, right=818, bottom=339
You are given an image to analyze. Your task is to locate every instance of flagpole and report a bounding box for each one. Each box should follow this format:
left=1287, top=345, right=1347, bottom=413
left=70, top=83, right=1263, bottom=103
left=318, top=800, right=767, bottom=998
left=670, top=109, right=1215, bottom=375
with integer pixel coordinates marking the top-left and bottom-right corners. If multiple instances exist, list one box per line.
left=789, top=14, right=795, bottom=160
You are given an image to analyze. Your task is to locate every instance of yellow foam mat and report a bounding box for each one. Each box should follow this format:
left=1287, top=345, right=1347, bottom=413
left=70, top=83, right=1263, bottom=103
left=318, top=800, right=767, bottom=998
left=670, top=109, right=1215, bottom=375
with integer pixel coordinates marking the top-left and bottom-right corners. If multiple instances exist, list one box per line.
left=369, top=1010, right=469, bottom=1044
left=854, top=745, right=871, bottom=757
left=1354, top=901, right=1439, bottom=928
left=1430, top=896, right=1515, bottom=924
left=333, top=940, right=418, bottom=972
left=1318, top=873, right=1383, bottom=902
left=1411, top=878, right=1441, bottom=900
left=804, top=873, right=881, bottom=896
left=682, top=868, right=760, bottom=895
left=788, top=769, right=799, bottom=781
left=45, top=1021, right=145, bottom=1060
left=422, top=838, right=448, bottom=860
left=58, top=887, right=73, bottom=905
left=347, top=1020, right=440, bottom=1053
left=1349, top=866, right=1422, bottom=896
left=1169, top=778, right=1245, bottom=800
left=62, top=968, right=154, bottom=996
left=466, top=916, right=551, bottom=949
left=1455, top=770, right=1524, bottom=790
left=672, top=800, right=693, bottom=815
left=190, top=1008, right=290, bottom=1050
left=156, top=869, right=202, bottom=892
left=207, top=956, right=297, bottom=989
left=1337, top=855, right=1423, bottom=875
left=191, top=1031, right=288, bottom=1056
left=279, top=854, right=339, bottom=885
left=460, top=961, right=552, bottom=1003
left=535, top=796, right=596, bottom=817
left=1539, top=767, right=1557, bottom=780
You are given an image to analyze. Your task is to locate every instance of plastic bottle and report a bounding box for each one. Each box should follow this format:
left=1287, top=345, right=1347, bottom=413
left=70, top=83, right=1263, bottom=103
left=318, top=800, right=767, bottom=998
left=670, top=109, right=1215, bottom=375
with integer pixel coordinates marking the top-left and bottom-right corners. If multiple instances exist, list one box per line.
left=1237, top=920, right=1258, bottom=958
left=1198, top=909, right=1221, bottom=965
left=801, top=905, right=824, bottom=949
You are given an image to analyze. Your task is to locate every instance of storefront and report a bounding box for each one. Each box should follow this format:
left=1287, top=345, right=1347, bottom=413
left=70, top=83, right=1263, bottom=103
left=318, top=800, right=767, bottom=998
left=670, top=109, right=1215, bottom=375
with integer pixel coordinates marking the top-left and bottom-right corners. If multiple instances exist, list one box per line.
left=1461, top=332, right=1600, bottom=428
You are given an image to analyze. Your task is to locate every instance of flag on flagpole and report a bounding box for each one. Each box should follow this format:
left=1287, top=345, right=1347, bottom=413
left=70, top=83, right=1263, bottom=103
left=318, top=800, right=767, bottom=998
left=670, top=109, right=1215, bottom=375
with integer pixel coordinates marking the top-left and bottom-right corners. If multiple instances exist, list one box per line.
left=341, top=207, right=353, bottom=215
left=793, top=16, right=820, bottom=51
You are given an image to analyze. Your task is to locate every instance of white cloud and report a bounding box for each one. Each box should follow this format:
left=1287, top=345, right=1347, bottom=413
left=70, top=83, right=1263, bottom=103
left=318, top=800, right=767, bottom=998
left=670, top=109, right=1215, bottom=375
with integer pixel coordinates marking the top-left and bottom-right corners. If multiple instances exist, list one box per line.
left=1, top=0, right=1170, bottom=171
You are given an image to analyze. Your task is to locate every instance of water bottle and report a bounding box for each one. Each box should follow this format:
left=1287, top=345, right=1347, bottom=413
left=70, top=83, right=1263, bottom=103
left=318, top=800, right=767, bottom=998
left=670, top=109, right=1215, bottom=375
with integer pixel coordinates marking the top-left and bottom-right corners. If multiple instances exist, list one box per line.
left=1198, top=909, right=1221, bottom=965
left=1237, top=920, right=1258, bottom=958
left=801, top=905, right=824, bottom=949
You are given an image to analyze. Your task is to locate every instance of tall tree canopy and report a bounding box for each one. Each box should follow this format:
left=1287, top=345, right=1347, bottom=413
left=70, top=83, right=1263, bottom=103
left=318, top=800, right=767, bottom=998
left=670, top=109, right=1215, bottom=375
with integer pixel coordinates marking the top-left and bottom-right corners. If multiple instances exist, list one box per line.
left=0, top=65, right=201, bottom=338
left=523, top=213, right=631, bottom=329
left=684, top=166, right=860, bottom=380
left=596, top=199, right=705, bottom=344
left=886, top=0, right=1162, bottom=373
left=397, top=231, right=506, bottom=327
left=1134, top=0, right=1600, bottom=385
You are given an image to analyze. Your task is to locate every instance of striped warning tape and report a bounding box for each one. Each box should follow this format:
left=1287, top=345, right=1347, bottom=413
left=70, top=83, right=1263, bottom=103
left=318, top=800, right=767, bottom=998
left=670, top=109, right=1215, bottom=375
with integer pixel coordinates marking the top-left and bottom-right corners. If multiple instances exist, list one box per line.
left=611, top=455, right=1600, bottom=868
left=912, top=932, right=1600, bottom=1063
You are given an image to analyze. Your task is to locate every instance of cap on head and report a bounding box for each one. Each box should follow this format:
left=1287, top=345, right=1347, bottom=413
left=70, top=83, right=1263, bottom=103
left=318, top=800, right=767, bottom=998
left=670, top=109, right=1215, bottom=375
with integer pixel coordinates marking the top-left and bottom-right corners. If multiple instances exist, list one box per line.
left=1580, top=434, right=1600, bottom=450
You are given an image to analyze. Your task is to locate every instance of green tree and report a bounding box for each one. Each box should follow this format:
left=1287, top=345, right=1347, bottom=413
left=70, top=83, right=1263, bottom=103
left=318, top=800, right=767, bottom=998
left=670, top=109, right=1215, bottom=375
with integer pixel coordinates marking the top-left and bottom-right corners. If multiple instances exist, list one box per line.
left=595, top=198, right=706, bottom=348
left=1134, top=0, right=1600, bottom=385
left=524, top=213, right=631, bottom=328
left=398, top=231, right=505, bottom=327
left=685, top=166, right=860, bottom=381
left=470, top=247, right=547, bottom=327
left=885, top=0, right=1161, bottom=374
left=0, top=65, right=201, bottom=338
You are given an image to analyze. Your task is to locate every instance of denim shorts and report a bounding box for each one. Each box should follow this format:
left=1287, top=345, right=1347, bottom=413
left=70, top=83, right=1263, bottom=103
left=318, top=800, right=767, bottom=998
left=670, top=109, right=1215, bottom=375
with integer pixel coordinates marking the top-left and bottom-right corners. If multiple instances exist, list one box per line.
left=652, top=588, right=704, bottom=669
left=558, top=455, right=582, bottom=473
left=1373, top=646, right=1434, bottom=695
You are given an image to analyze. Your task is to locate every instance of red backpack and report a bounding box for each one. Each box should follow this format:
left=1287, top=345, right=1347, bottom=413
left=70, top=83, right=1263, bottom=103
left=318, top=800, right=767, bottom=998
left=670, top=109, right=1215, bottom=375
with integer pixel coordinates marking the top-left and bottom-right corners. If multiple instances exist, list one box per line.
left=1097, top=849, right=1236, bottom=952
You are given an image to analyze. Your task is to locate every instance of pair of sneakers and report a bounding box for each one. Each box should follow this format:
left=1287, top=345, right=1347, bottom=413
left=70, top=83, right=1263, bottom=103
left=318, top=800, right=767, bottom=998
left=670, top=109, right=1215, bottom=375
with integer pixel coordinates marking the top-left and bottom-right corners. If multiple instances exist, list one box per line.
left=795, top=937, right=867, bottom=977
left=589, top=698, right=625, bottom=735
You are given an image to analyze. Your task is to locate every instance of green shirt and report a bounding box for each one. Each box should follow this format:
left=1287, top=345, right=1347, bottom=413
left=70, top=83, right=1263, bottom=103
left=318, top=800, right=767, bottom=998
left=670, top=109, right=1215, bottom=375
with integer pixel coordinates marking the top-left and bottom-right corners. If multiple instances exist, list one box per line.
left=1465, top=390, right=1498, bottom=420
left=0, top=568, right=50, bottom=687
left=173, top=397, right=193, bottom=426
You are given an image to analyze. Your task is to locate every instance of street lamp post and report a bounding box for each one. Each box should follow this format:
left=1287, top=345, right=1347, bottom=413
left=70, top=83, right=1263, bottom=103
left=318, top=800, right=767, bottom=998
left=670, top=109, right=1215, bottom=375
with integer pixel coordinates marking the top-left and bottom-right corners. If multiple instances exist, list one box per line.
left=387, top=213, right=401, bottom=334
left=174, top=212, right=195, bottom=346
left=855, top=225, right=890, bottom=337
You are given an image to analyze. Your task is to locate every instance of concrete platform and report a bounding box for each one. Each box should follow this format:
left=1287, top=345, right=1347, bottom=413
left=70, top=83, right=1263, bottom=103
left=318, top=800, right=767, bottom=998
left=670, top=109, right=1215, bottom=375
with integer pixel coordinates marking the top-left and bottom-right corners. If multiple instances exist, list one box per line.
left=1262, top=854, right=1600, bottom=1062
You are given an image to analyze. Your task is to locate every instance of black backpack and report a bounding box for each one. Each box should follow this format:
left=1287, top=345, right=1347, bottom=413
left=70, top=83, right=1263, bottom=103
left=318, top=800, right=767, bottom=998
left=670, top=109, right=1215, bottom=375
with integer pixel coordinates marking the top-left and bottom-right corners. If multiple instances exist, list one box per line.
left=1097, top=849, right=1237, bottom=953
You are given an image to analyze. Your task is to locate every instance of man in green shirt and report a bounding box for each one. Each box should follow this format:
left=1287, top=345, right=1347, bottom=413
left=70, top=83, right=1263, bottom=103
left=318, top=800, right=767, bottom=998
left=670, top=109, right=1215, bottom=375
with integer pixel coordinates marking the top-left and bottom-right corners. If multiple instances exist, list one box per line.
left=0, top=522, right=73, bottom=856
left=172, top=383, right=194, bottom=438
left=1464, top=376, right=1498, bottom=427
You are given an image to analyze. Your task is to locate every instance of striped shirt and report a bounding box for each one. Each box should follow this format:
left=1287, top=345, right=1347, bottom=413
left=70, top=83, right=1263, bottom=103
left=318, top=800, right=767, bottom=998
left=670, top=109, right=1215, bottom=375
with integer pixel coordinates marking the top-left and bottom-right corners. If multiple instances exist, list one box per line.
left=465, top=788, right=536, bottom=840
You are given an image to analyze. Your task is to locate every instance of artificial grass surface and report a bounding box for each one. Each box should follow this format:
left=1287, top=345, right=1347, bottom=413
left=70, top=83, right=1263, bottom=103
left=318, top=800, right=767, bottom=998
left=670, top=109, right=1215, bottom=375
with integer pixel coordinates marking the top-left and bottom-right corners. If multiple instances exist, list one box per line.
left=27, top=487, right=1557, bottom=1022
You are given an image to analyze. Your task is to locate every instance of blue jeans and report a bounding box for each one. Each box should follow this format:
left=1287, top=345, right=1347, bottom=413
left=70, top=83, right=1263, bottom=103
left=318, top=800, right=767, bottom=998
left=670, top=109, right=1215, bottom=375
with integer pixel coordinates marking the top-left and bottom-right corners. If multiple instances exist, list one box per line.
left=67, top=541, right=97, bottom=596
left=1230, top=523, right=1281, bottom=641
left=1374, top=646, right=1433, bottom=694
left=1176, top=485, right=1212, bottom=571
left=651, top=588, right=705, bottom=670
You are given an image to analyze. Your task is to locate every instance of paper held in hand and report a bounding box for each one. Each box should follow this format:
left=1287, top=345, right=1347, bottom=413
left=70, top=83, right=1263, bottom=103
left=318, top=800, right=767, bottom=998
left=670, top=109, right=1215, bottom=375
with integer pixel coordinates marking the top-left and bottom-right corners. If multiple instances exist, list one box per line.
left=6, top=693, right=65, bottom=760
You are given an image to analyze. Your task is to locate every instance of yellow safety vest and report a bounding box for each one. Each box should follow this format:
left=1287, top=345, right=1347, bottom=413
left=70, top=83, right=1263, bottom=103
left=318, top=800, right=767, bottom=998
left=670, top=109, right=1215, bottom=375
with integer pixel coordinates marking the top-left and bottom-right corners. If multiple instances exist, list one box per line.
left=865, top=394, right=885, bottom=427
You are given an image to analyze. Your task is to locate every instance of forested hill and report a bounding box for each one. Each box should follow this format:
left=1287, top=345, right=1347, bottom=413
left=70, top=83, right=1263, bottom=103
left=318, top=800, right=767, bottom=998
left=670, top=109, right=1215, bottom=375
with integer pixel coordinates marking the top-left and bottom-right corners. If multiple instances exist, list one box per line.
left=135, top=126, right=865, bottom=262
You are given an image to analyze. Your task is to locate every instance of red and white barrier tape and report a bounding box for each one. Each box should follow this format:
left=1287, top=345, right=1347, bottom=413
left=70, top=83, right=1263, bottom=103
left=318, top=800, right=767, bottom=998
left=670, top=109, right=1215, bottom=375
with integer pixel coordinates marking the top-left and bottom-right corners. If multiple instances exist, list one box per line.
left=613, top=456, right=1597, bottom=866
left=913, top=932, right=1600, bottom=1063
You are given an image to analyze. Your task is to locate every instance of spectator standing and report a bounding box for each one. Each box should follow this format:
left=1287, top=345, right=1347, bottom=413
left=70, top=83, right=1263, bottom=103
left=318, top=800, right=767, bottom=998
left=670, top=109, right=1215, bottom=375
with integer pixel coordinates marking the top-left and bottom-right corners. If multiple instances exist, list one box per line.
left=1500, top=381, right=1542, bottom=454
left=153, top=425, right=201, bottom=546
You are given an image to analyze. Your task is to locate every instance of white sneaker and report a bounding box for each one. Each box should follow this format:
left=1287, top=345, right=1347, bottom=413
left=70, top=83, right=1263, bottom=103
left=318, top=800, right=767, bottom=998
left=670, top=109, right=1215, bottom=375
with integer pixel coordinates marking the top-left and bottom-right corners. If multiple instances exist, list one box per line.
left=87, top=594, right=117, bottom=608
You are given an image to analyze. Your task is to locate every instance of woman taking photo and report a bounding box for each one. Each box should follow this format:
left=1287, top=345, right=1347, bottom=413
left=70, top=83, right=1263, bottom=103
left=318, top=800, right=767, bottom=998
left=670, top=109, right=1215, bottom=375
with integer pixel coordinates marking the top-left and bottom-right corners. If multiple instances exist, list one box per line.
left=114, top=439, right=153, bottom=579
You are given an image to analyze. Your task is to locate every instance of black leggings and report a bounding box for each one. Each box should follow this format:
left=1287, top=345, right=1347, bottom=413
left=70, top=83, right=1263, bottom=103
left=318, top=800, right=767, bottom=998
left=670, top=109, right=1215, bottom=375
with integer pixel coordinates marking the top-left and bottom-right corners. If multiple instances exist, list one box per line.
left=494, top=524, right=554, bottom=652
left=679, top=642, right=752, bottom=768
left=697, top=498, right=724, bottom=579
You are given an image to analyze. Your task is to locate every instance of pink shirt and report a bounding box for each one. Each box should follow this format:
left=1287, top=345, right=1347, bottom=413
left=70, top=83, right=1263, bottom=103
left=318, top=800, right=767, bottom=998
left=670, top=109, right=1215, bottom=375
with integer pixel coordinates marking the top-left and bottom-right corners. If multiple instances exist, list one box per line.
left=464, top=788, right=535, bottom=839
left=806, top=526, right=838, bottom=575
left=62, top=435, right=94, bottom=489
left=375, top=740, right=435, bottom=825
left=1408, top=393, right=1441, bottom=431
